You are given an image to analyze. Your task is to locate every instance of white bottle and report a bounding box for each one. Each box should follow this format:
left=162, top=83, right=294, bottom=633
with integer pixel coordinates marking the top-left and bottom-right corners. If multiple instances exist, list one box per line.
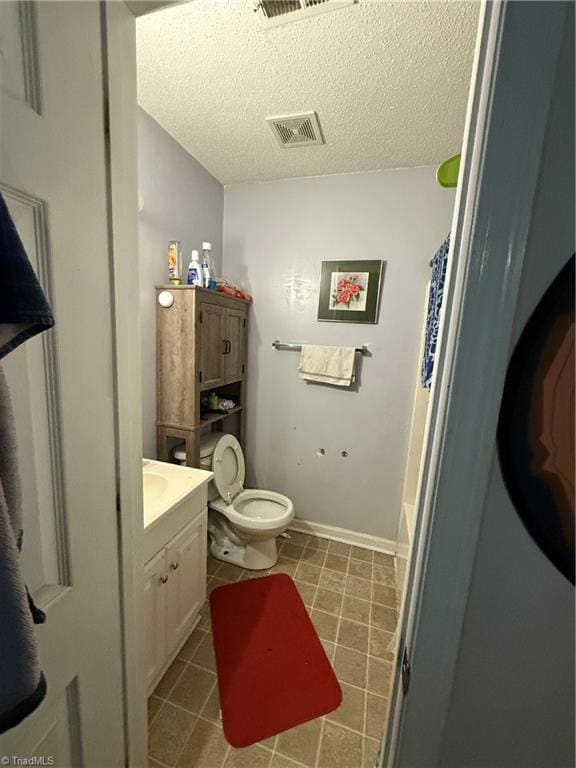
left=201, top=242, right=213, bottom=288
left=186, top=250, right=202, bottom=286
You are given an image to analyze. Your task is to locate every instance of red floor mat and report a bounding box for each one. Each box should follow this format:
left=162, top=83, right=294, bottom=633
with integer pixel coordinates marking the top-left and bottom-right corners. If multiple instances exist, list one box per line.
left=210, top=573, right=342, bottom=747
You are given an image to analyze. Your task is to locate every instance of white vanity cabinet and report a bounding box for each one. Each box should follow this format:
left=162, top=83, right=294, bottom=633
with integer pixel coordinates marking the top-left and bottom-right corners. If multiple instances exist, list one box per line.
left=144, top=510, right=208, bottom=693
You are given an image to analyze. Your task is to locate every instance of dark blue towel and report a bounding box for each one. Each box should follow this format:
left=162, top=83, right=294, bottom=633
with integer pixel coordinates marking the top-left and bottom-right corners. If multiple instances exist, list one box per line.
left=421, top=235, right=450, bottom=389
left=0, top=192, right=54, bottom=359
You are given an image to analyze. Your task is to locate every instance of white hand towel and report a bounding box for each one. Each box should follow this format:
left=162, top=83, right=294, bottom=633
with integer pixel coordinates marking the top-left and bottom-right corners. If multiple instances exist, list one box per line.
left=298, top=345, right=356, bottom=387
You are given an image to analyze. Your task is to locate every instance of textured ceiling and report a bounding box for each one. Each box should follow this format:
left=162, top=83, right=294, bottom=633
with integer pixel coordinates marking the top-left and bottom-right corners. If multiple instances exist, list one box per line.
left=136, top=0, right=479, bottom=184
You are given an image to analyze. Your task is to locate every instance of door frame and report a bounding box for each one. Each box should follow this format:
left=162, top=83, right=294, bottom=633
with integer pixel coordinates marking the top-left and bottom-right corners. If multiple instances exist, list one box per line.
left=382, top=1, right=569, bottom=765
left=101, top=0, right=570, bottom=765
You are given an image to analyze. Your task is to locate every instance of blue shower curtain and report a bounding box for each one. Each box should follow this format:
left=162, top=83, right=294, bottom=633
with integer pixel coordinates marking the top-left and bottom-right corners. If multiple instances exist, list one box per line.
left=421, top=235, right=450, bottom=389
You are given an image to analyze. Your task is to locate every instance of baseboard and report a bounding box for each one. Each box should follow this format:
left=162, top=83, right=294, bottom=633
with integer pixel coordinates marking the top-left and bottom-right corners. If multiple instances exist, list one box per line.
left=288, top=518, right=397, bottom=555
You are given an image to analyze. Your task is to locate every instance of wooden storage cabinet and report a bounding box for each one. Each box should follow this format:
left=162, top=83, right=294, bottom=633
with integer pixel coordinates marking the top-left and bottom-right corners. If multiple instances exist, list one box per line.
left=156, top=286, right=249, bottom=467
left=144, top=512, right=207, bottom=693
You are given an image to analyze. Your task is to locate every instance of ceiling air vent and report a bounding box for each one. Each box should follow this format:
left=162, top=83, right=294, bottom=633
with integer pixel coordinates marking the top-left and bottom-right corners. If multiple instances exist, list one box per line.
left=254, top=0, right=355, bottom=29
left=267, top=112, right=325, bottom=148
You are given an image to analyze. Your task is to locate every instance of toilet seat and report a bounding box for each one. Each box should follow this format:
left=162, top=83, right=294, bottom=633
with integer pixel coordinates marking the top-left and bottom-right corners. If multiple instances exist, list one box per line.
left=210, top=489, right=294, bottom=533
left=213, top=434, right=245, bottom=502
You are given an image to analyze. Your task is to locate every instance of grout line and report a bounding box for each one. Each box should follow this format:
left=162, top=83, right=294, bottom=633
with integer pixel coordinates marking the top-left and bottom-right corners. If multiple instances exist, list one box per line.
left=313, top=716, right=326, bottom=768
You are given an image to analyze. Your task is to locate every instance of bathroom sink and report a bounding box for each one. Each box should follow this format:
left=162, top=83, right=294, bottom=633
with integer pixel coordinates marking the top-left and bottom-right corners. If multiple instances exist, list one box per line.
left=143, top=472, right=169, bottom=502
left=142, top=458, right=213, bottom=529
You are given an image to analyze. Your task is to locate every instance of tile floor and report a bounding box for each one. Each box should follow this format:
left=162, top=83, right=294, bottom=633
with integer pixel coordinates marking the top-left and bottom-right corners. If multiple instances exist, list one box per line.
left=148, top=531, right=398, bottom=768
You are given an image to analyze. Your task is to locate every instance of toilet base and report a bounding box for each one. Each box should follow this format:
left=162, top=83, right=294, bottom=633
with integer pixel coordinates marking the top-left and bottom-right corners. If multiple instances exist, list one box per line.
left=209, top=536, right=278, bottom=570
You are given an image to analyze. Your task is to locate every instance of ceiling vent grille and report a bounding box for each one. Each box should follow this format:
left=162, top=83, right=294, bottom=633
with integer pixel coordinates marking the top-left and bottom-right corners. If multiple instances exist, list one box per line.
left=254, top=0, right=355, bottom=29
left=267, top=112, right=325, bottom=148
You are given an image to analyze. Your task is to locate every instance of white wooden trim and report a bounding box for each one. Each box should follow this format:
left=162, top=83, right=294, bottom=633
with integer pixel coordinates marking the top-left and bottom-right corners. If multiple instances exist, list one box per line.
left=102, top=4, right=147, bottom=766
left=383, top=2, right=569, bottom=766
left=288, top=519, right=396, bottom=555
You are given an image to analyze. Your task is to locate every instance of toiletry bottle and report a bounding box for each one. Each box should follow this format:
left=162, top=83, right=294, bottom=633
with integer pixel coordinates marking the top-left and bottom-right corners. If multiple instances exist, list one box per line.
left=186, top=250, right=202, bottom=286
left=167, top=241, right=182, bottom=285
left=201, top=242, right=213, bottom=288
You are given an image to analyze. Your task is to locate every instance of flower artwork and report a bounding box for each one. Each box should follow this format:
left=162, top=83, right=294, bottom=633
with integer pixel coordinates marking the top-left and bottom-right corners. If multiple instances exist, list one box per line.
left=330, top=272, right=369, bottom=311
left=318, top=260, right=384, bottom=324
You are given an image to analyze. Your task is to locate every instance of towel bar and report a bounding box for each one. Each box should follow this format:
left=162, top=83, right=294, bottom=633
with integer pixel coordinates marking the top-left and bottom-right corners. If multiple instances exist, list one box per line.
left=272, top=340, right=369, bottom=356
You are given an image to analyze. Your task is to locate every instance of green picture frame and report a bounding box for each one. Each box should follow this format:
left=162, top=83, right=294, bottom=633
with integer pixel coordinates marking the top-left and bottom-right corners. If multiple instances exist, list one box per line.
left=317, top=259, right=384, bottom=323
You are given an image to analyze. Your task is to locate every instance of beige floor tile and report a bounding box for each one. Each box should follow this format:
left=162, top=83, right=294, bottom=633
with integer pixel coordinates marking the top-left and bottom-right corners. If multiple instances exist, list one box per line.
left=269, top=558, right=298, bottom=578
left=367, top=657, right=393, bottom=696
left=369, top=628, right=395, bottom=661
left=363, top=736, right=381, bottom=768
left=373, top=552, right=395, bottom=568
left=197, top=607, right=212, bottom=631
left=216, top=563, right=244, bottom=582
left=366, top=694, right=389, bottom=739
left=324, top=554, right=348, bottom=574
left=318, top=569, right=346, bottom=593
left=153, top=658, right=186, bottom=699
left=270, top=754, right=304, bottom=768
left=149, top=701, right=195, bottom=766
left=207, top=557, right=222, bottom=575
left=192, top=634, right=217, bottom=672
left=295, top=563, right=322, bottom=586
left=341, top=596, right=370, bottom=625
left=149, top=759, right=165, bottom=768
left=321, top=640, right=335, bottom=661
left=350, top=546, right=372, bottom=563
left=326, top=682, right=366, bottom=733
left=286, top=531, right=310, bottom=547
left=333, top=646, right=368, bottom=688
left=371, top=583, right=396, bottom=607
left=147, top=696, right=162, bottom=727
left=314, top=588, right=343, bottom=615
left=300, top=548, right=327, bottom=567
left=260, top=735, right=278, bottom=751
left=169, top=664, right=217, bottom=714
left=200, top=683, right=221, bottom=723
left=295, top=580, right=317, bottom=607
left=224, top=743, right=272, bottom=768
left=276, top=717, right=322, bottom=767
left=370, top=604, right=397, bottom=632
left=372, top=565, right=395, bottom=588
left=282, top=543, right=305, bottom=561
left=337, top=619, right=369, bottom=654
left=177, top=627, right=207, bottom=662
left=327, top=540, right=351, bottom=558
left=240, top=569, right=269, bottom=580
left=305, top=536, right=329, bottom=551
left=345, top=575, right=372, bottom=599
left=317, top=720, right=363, bottom=768
left=310, top=609, right=339, bottom=642
left=176, top=719, right=229, bottom=768
left=348, top=559, right=373, bottom=580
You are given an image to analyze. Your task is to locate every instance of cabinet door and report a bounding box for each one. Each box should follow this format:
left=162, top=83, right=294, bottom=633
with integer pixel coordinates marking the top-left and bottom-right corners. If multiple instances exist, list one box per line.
left=144, top=549, right=167, bottom=693
left=165, top=512, right=208, bottom=656
left=200, top=302, right=226, bottom=388
left=224, top=307, right=247, bottom=383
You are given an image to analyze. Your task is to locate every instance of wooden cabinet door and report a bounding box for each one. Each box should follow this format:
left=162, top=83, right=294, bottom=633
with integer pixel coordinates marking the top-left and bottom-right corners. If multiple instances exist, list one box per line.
left=224, top=308, right=247, bottom=383
left=144, top=549, right=167, bottom=693
left=165, top=512, right=208, bottom=656
left=200, top=302, right=226, bottom=388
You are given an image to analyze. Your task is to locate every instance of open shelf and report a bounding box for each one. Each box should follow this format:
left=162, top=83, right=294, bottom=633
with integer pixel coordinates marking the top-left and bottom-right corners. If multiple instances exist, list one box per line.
left=197, top=405, right=243, bottom=428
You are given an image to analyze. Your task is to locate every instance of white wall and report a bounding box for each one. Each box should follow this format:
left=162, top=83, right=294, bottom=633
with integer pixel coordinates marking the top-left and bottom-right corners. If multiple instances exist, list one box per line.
left=439, top=15, right=574, bottom=766
left=222, top=169, right=454, bottom=541
left=137, top=108, right=223, bottom=457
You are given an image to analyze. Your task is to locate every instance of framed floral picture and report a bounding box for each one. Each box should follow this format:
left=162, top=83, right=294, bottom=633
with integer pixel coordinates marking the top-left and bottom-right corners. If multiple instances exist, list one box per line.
left=317, top=260, right=384, bottom=323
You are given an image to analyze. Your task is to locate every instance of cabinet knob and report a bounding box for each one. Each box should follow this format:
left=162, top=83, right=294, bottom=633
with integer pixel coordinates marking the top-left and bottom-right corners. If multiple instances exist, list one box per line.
left=158, top=291, right=174, bottom=308
left=159, top=575, right=168, bottom=584
left=170, top=562, right=179, bottom=571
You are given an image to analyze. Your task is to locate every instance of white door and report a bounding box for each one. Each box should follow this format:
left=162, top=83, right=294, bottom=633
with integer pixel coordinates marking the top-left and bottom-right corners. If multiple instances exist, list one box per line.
left=0, top=2, right=125, bottom=765
left=166, top=514, right=207, bottom=655
left=144, top=549, right=167, bottom=693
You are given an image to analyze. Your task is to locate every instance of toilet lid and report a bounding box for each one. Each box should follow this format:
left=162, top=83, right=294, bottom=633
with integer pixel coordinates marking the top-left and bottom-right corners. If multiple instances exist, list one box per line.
left=213, top=434, right=245, bottom=501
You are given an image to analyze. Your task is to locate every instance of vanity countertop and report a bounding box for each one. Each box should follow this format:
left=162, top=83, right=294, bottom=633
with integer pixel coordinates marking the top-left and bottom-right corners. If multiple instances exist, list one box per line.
left=143, top=458, right=213, bottom=530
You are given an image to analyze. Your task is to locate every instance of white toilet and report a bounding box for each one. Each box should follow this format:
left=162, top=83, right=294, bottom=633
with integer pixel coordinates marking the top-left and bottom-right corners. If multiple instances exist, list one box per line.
left=191, top=433, right=294, bottom=570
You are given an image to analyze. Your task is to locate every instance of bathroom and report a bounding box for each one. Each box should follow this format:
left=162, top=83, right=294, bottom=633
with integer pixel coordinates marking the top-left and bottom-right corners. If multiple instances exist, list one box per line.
left=137, top=2, right=476, bottom=767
